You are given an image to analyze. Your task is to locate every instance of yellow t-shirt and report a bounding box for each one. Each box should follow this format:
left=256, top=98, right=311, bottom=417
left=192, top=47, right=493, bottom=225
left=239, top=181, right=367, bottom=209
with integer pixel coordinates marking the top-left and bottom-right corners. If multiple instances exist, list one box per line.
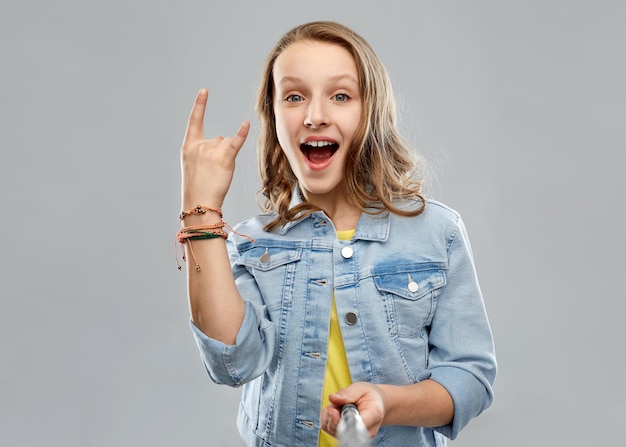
left=318, top=229, right=355, bottom=447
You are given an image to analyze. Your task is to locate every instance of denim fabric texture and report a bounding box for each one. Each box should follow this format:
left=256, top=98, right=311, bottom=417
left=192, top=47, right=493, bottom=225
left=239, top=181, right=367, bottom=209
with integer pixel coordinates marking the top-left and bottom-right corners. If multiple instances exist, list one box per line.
left=191, top=198, right=497, bottom=447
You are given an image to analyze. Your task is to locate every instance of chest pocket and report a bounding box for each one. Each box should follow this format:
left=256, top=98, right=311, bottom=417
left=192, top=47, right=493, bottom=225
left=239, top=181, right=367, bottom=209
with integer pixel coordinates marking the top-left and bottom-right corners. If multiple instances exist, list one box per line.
left=373, top=263, right=446, bottom=337
left=235, top=245, right=303, bottom=313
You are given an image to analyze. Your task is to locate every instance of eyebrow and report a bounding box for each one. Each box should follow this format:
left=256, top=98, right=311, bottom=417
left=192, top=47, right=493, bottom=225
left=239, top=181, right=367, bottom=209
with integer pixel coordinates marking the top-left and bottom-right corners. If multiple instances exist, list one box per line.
left=275, top=73, right=359, bottom=86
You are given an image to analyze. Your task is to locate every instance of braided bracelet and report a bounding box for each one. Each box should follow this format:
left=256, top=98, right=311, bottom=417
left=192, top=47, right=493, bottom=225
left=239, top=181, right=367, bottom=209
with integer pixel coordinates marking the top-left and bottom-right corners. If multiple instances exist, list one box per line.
left=177, top=226, right=229, bottom=242
left=187, top=233, right=223, bottom=241
left=174, top=223, right=226, bottom=271
left=175, top=220, right=255, bottom=272
left=179, top=205, right=223, bottom=221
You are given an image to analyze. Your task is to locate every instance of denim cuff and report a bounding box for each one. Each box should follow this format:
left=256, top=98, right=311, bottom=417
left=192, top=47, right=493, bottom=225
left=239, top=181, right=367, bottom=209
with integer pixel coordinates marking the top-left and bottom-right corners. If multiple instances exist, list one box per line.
left=190, top=300, right=274, bottom=386
left=429, top=366, right=494, bottom=440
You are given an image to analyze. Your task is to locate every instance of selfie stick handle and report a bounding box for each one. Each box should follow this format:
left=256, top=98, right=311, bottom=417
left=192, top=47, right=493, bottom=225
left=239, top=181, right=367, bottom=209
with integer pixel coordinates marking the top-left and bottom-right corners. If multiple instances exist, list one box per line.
left=337, top=404, right=371, bottom=447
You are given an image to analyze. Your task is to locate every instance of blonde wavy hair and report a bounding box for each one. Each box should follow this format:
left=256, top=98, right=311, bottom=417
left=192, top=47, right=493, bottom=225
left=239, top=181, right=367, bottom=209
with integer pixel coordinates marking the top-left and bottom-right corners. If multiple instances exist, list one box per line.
left=256, top=21, right=425, bottom=231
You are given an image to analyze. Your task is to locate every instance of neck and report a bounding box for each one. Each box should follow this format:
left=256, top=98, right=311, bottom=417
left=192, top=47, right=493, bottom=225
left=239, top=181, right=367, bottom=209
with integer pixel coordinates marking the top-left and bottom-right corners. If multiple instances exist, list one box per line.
left=329, top=210, right=361, bottom=231
left=299, top=185, right=361, bottom=231
left=311, top=197, right=361, bottom=231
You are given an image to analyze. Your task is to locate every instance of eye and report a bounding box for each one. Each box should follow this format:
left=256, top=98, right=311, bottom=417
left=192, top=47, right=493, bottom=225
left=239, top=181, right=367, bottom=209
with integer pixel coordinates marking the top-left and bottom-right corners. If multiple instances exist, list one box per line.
left=285, top=94, right=304, bottom=102
left=333, top=93, right=350, bottom=102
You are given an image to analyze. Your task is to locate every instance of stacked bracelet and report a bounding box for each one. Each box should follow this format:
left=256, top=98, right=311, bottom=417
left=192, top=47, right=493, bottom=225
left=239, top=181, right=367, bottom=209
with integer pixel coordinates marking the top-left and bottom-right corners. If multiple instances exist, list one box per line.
left=174, top=209, right=254, bottom=272
left=178, top=227, right=229, bottom=242
left=175, top=224, right=228, bottom=271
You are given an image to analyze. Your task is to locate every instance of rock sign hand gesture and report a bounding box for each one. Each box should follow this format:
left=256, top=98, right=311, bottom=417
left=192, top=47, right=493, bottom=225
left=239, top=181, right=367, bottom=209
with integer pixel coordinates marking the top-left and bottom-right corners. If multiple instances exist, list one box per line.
left=180, top=89, right=250, bottom=211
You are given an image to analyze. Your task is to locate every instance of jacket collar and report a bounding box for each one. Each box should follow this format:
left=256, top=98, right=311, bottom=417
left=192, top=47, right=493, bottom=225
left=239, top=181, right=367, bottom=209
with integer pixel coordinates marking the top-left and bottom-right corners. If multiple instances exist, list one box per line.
left=279, top=186, right=390, bottom=242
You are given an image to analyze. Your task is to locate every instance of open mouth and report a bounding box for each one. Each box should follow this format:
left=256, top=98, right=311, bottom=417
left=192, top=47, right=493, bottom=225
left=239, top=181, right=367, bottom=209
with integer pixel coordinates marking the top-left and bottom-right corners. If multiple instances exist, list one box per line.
left=300, top=141, right=339, bottom=164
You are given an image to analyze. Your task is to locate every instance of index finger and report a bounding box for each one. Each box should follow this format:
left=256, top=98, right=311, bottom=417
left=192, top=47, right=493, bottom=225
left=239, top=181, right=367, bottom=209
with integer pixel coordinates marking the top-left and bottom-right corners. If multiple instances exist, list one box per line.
left=184, top=88, right=208, bottom=141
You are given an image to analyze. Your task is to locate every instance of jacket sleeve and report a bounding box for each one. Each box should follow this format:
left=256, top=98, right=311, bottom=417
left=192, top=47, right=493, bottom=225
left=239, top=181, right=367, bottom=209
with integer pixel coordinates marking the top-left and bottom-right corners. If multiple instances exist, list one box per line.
left=189, top=238, right=276, bottom=387
left=427, top=216, right=497, bottom=439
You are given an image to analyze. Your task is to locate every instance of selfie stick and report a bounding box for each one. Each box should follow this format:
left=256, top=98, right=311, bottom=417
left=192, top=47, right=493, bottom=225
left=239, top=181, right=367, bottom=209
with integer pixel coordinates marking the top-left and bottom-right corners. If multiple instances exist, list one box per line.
left=337, top=404, right=371, bottom=447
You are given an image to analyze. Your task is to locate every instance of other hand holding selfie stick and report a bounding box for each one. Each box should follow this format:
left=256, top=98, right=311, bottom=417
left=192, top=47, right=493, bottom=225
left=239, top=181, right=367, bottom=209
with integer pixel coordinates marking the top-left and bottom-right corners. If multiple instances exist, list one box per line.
left=337, top=404, right=371, bottom=447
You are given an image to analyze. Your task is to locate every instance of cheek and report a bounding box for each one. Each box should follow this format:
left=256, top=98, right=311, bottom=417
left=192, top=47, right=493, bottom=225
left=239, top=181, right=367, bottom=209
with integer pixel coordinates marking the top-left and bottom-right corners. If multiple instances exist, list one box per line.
left=343, top=105, right=363, bottom=140
left=280, top=146, right=301, bottom=176
left=273, top=112, right=288, bottom=145
left=275, top=113, right=303, bottom=153
left=274, top=109, right=291, bottom=140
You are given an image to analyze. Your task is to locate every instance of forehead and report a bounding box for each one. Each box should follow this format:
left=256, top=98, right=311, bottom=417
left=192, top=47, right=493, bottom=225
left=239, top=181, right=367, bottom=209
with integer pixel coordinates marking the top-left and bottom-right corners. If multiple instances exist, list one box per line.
left=273, top=40, right=358, bottom=85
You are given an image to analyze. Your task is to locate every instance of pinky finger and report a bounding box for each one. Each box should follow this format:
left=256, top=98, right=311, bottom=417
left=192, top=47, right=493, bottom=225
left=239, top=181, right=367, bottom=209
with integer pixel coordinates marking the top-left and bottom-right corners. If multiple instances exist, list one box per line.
left=230, top=120, right=251, bottom=153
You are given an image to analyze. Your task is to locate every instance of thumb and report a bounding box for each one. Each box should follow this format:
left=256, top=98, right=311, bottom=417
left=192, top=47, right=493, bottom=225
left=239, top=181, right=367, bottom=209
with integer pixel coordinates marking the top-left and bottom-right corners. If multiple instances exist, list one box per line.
left=328, top=390, right=353, bottom=406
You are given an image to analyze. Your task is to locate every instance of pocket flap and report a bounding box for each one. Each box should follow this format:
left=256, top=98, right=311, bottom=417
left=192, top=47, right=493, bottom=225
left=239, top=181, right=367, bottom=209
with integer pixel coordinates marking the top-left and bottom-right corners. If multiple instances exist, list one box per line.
left=236, top=246, right=302, bottom=271
left=373, top=263, right=446, bottom=300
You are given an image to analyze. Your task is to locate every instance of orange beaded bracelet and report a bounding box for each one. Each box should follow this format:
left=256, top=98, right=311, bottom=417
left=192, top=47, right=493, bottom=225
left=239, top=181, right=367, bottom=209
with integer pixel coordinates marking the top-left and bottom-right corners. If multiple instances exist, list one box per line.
left=178, top=205, right=223, bottom=221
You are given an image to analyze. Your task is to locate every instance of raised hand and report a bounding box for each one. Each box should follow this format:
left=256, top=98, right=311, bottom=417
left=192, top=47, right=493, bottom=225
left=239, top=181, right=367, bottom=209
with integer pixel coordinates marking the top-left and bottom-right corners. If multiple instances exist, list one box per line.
left=180, top=88, right=250, bottom=211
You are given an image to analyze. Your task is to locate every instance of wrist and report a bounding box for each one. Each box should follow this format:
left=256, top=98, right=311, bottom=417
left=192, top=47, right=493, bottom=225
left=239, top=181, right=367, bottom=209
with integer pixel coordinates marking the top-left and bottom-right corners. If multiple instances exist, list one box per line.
left=376, top=384, right=395, bottom=426
left=181, top=189, right=225, bottom=209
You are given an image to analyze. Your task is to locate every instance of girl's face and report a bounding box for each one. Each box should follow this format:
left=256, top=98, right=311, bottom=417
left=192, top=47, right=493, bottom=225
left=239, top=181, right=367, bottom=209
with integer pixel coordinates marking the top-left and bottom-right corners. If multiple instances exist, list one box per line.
left=273, top=40, right=362, bottom=206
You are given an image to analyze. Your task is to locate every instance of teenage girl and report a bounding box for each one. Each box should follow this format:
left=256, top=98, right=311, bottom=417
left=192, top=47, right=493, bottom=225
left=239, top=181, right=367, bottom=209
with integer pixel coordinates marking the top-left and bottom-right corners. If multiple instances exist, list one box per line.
left=177, top=21, right=496, bottom=447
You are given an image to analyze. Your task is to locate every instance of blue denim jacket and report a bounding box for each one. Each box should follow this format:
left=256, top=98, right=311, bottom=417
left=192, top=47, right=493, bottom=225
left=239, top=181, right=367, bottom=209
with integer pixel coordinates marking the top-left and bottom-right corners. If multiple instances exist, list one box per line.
left=191, top=198, right=496, bottom=447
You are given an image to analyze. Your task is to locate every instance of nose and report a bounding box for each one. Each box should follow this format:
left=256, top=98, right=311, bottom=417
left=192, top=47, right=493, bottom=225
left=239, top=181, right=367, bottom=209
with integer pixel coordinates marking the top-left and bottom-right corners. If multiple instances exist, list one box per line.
left=304, top=98, right=328, bottom=129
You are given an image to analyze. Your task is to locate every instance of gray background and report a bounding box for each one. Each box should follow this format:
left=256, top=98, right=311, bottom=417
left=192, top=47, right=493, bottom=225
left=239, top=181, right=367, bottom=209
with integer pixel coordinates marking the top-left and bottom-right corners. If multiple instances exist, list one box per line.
left=2, top=0, right=624, bottom=445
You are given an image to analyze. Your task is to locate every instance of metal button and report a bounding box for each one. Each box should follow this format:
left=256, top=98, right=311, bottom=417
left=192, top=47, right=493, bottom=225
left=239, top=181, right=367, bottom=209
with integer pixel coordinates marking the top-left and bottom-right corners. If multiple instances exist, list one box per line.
left=259, top=249, right=270, bottom=263
left=345, top=312, right=358, bottom=325
left=408, top=281, right=419, bottom=293
left=341, top=246, right=354, bottom=259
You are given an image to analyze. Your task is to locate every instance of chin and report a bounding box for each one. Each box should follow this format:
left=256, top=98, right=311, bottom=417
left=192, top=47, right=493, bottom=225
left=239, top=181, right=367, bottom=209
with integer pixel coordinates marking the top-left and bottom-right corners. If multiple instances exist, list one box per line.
left=299, top=181, right=345, bottom=199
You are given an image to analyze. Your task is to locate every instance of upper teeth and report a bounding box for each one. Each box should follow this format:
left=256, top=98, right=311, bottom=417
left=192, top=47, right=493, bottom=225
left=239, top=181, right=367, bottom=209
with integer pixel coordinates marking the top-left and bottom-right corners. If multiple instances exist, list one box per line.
left=304, top=141, right=334, bottom=147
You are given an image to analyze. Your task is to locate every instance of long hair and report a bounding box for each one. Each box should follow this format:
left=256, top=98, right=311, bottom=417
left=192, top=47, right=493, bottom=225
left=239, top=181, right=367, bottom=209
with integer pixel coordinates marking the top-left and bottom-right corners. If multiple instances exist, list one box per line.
left=256, top=21, right=425, bottom=231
